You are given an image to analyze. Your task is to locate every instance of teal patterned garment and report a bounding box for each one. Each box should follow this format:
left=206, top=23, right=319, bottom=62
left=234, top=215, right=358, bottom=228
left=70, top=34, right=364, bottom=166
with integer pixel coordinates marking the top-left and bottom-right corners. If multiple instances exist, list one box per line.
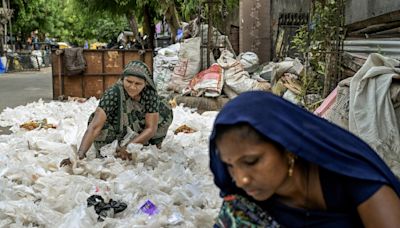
left=215, top=195, right=282, bottom=228
left=88, top=60, right=173, bottom=155
left=90, top=80, right=173, bottom=151
left=89, top=60, right=173, bottom=156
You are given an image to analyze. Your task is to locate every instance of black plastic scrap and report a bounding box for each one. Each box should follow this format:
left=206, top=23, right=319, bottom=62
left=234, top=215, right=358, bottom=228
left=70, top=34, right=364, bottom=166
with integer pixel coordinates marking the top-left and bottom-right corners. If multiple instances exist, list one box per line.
left=87, top=195, right=128, bottom=221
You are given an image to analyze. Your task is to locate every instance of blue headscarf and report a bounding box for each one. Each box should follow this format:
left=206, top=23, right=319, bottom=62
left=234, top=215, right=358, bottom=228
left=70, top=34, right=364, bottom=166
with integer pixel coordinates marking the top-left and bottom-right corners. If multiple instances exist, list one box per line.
left=209, top=91, right=400, bottom=197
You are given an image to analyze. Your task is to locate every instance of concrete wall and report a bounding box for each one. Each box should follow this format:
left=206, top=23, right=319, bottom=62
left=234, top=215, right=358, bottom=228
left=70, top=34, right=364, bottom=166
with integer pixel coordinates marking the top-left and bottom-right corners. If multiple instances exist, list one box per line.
left=239, top=0, right=272, bottom=63
left=346, top=0, right=400, bottom=25
left=236, top=0, right=399, bottom=61
left=240, top=0, right=310, bottom=62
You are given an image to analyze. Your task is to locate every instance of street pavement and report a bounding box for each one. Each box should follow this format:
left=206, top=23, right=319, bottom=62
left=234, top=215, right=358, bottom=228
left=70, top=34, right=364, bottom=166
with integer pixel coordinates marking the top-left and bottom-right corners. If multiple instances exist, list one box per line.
left=0, top=67, right=53, bottom=134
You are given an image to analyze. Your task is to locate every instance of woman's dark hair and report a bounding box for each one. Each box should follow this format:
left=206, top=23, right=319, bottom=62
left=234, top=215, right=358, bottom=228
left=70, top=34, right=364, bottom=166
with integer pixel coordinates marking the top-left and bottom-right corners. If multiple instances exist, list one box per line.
left=214, top=123, right=285, bottom=152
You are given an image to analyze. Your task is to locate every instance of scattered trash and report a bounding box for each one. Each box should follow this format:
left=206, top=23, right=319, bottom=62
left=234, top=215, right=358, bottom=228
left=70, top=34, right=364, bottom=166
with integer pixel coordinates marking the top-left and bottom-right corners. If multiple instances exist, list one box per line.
left=87, top=195, right=127, bottom=222
left=0, top=96, right=221, bottom=227
left=168, top=98, right=178, bottom=108
left=174, top=124, right=197, bottom=134
left=20, top=118, right=56, bottom=130
left=138, top=199, right=159, bottom=216
left=67, top=96, right=87, bottom=103
left=168, top=211, right=184, bottom=225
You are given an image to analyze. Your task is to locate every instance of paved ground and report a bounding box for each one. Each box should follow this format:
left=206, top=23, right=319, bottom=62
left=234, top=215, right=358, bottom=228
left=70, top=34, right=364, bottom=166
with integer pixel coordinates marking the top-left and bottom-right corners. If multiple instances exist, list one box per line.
left=0, top=67, right=53, bottom=134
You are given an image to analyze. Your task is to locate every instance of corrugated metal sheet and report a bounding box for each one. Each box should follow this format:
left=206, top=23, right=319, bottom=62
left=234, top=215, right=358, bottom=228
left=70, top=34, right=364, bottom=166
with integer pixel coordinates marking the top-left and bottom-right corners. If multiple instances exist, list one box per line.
left=344, top=38, right=400, bottom=59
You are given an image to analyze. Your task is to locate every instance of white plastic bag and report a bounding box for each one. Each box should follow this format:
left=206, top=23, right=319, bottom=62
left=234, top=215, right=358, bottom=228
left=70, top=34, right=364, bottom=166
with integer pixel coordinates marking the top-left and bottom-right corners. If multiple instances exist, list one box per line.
left=168, top=37, right=201, bottom=93
left=238, top=52, right=259, bottom=73
left=218, top=50, right=270, bottom=98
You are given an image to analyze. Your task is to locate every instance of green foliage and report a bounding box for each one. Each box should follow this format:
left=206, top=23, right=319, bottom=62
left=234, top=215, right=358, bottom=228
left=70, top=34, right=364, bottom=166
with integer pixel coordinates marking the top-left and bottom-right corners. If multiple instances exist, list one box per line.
left=11, top=0, right=129, bottom=45
left=60, top=2, right=129, bottom=45
left=11, top=0, right=61, bottom=37
left=291, top=25, right=308, bottom=55
left=11, top=0, right=239, bottom=45
left=177, top=0, right=238, bottom=22
left=178, top=0, right=201, bottom=21
left=291, top=0, right=345, bottom=109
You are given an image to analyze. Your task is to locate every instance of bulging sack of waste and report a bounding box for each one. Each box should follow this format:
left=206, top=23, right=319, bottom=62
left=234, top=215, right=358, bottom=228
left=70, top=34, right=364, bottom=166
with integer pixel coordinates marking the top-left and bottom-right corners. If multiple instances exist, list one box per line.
left=168, top=37, right=201, bottom=93
left=217, top=50, right=270, bottom=98
left=238, top=52, right=259, bottom=73
left=183, top=64, right=224, bottom=97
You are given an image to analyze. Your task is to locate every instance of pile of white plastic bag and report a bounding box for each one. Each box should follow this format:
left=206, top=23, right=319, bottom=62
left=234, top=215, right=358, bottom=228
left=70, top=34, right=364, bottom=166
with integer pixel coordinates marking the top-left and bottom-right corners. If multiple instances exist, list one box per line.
left=0, top=98, right=222, bottom=227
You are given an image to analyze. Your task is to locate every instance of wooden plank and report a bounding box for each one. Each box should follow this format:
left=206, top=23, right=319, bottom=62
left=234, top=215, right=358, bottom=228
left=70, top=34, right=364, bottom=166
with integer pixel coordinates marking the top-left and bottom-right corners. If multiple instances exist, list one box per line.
left=349, top=21, right=400, bottom=36
left=174, top=95, right=230, bottom=112
left=342, top=52, right=367, bottom=72
left=53, top=74, right=60, bottom=98
left=342, top=67, right=357, bottom=78
left=375, top=26, right=400, bottom=35
left=51, top=53, right=59, bottom=75
left=58, top=55, right=63, bottom=99
left=84, top=76, right=104, bottom=98
left=124, top=52, right=140, bottom=65
left=347, top=11, right=400, bottom=32
left=51, top=49, right=154, bottom=99
left=51, top=53, right=59, bottom=99
left=123, top=51, right=153, bottom=72
left=144, top=52, right=154, bottom=72
left=63, top=76, right=83, bottom=98
left=105, top=76, right=121, bottom=90
left=104, top=50, right=123, bottom=74
left=85, top=52, right=103, bottom=74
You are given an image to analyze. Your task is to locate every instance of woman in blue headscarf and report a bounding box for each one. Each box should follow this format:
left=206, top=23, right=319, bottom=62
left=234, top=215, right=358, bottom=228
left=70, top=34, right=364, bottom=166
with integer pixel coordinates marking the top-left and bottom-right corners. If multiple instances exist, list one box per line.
left=209, top=91, right=400, bottom=227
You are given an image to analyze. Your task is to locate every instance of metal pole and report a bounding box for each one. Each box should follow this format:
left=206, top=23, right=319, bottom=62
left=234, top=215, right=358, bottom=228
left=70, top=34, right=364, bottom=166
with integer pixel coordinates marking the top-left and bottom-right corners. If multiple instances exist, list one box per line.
left=3, top=0, right=7, bottom=50
left=207, top=0, right=212, bottom=68
left=7, top=0, right=12, bottom=52
left=58, top=54, right=62, bottom=98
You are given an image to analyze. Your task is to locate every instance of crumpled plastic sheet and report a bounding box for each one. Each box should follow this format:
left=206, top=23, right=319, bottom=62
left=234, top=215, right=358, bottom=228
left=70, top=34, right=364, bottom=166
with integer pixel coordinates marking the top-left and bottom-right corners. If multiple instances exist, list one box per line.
left=0, top=98, right=221, bottom=227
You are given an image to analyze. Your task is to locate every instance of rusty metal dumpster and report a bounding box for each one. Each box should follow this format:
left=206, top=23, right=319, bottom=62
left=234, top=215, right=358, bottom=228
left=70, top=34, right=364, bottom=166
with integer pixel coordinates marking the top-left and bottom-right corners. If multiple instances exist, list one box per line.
left=51, top=49, right=153, bottom=99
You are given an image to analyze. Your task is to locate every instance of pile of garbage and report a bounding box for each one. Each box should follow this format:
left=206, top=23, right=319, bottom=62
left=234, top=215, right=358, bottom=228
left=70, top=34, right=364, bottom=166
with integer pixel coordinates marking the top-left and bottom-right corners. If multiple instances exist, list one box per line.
left=0, top=98, right=222, bottom=227
left=314, top=53, right=400, bottom=177
left=154, top=39, right=272, bottom=100
left=153, top=22, right=320, bottom=109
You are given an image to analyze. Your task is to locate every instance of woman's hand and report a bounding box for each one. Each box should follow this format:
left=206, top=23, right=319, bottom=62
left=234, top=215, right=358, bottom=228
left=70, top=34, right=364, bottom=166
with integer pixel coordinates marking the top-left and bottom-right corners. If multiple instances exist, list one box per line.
left=128, top=113, right=159, bottom=145
left=60, top=149, right=86, bottom=167
left=78, top=150, right=86, bottom=160
left=60, top=158, right=72, bottom=167
left=116, top=146, right=132, bottom=160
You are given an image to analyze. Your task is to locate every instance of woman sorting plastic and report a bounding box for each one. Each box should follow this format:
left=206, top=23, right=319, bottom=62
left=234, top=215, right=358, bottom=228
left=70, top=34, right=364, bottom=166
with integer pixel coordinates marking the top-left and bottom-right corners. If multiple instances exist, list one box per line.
left=209, top=91, right=400, bottom=227
left=61, top=60, right=173, bottom=165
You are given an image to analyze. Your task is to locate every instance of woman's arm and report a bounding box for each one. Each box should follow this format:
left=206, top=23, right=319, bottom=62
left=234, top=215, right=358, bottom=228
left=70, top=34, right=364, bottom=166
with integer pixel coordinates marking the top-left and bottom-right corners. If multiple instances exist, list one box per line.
left=116, top=112, right=159, bottom=160
left=129, top=112, right=159, bottom=144
left=358, top=185, right=400, bottom=227
left=77, top=107, right=107, bottom=159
